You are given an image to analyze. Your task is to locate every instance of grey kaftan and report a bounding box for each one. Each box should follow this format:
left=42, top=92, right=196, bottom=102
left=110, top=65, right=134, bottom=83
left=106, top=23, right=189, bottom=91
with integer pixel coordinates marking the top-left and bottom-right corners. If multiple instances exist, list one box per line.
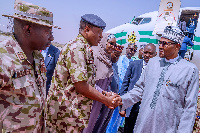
left=121, top=57, right=199, bottom=133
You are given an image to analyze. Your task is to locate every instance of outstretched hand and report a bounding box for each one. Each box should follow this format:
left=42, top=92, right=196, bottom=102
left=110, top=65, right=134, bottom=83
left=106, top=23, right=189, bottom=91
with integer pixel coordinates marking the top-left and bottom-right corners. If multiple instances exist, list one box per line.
left=105, top=94, right=122, bottom=109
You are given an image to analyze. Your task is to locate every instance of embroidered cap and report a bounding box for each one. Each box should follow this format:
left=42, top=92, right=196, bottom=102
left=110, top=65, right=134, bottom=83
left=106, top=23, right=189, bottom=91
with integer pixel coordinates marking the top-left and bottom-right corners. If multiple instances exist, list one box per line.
left=81, top=14, right=106, bottom=30
left=2, top=0, right=60, bottom=29
left=161, top=26, right=185, bottom=44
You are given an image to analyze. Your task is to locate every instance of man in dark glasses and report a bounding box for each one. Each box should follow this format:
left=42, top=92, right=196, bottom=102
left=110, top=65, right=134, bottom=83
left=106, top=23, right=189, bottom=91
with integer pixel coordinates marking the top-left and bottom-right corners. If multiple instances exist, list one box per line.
left=113, top=26, right=199, bottom=133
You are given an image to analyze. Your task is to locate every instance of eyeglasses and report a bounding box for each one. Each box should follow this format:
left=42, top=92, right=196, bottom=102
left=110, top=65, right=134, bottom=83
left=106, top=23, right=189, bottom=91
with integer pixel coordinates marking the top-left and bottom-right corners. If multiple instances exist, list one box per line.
left=159, top=41, right=176, bottom=47
left=109, top=42, right=117, bottom=47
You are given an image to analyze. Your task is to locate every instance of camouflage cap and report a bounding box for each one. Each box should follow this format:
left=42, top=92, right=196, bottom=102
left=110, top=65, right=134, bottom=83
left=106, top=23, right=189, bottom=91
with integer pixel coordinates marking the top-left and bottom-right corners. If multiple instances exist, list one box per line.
left=2, top=0, right=60, bottom=29
left=81, top=14, right=106, bottom=30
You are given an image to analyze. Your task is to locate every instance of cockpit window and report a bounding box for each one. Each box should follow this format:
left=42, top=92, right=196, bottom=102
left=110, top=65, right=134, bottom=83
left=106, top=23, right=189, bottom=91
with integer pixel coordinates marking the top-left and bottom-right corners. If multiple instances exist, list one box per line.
left=140, top=18, right=151, bottom=24
left=131, top=18, right=143, bottom=25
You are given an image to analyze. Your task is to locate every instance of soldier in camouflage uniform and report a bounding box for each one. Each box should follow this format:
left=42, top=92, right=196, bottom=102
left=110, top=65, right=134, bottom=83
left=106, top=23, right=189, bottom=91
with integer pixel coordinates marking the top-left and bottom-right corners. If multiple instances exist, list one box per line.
left=0, top=0, right=59, bottom=132
left=45, top=14, right=119, bottom=133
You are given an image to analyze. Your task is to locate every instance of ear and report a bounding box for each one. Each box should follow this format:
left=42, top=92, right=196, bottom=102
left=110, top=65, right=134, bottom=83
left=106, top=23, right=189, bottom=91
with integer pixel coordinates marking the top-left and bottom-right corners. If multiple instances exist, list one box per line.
left=84, top=25, right=91, bottom=33
left=23, top=25, right=31, bottom=36
left=176, top=43, right=181, bottom=49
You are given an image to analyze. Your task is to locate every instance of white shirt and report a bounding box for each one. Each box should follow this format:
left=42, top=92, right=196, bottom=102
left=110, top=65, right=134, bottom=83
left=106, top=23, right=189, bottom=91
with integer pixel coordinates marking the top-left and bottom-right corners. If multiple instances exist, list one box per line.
left=142, top=60, right=147, bottom=74
left=41, top=46, right=49, bottom=59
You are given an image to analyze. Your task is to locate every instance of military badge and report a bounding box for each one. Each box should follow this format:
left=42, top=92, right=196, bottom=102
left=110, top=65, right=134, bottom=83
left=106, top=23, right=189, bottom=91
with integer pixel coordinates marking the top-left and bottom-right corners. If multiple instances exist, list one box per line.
left=16, top=52, right=25, bottom=61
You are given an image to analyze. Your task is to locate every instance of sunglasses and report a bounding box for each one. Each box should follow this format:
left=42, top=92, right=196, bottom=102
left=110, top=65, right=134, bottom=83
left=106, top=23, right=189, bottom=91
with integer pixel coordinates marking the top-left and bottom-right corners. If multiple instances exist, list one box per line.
left=159, top=41, right=176, bottom=46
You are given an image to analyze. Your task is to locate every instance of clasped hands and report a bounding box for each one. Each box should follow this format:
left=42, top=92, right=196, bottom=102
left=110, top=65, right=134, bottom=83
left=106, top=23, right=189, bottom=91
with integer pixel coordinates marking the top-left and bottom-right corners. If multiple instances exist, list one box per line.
left=102, top=90, right=122, bottom=109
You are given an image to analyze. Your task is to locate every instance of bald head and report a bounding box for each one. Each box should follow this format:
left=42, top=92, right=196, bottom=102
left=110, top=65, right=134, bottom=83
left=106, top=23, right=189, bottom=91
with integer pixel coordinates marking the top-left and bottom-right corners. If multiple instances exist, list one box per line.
left=145, top=43, right=156, bottom=53
left=143, top=43, right=157, bottom=63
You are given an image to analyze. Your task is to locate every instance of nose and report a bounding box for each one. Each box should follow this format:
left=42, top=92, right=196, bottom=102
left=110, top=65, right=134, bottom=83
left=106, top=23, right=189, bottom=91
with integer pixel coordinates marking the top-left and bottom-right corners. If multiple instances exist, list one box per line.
left=99, top=33, right=103, bottom=39
left=49, top=34, right=54, bottom=41
left=146, top=52, right=150, bottom=56
left=159, top=44, right=163, bottom=49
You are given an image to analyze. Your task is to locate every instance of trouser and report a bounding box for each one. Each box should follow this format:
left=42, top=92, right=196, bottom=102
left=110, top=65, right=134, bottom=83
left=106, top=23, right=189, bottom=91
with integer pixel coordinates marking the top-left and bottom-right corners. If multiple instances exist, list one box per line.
left=178, top=50, right=187, bottom=59
left=124, top=102, right=140, bottom=133
left=189, top=33, right=194, bottom=41
left=92, top=104, right=114, bottom=133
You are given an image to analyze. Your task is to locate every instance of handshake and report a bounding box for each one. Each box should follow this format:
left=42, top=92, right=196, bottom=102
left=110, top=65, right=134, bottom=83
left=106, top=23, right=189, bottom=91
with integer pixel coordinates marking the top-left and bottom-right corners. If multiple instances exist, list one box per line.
left=102, top=90, right=123, bottom=109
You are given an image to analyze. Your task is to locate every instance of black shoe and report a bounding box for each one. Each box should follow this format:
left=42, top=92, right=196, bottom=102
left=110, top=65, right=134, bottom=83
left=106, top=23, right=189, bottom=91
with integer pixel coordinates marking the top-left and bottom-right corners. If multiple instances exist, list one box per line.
left=118, top=127, right=124, bottom=133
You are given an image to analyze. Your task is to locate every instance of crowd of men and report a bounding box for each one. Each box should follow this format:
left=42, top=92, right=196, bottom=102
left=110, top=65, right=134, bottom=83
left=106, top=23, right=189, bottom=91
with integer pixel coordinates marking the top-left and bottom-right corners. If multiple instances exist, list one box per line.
left=0, top=0, right=200, bottom=133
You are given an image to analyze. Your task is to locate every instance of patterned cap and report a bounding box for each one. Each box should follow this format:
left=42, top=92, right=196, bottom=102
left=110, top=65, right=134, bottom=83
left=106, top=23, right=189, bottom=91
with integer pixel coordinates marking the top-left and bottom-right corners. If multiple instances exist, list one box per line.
left=2, top=0, right=60, bottom=29
left=81, top=14, right=106, bottom=30
left=161, top=26, right=184, bottom=44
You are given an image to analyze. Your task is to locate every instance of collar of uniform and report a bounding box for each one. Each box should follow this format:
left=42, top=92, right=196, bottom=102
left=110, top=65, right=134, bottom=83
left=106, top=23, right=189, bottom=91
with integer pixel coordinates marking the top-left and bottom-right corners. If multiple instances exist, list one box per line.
left=11, top=35, right=44, bottom=65
left=10, top=35, right=28, bottom=63
left=77, top=34, right=90, bottom=47
left=33, top=50, right=44, bottom=59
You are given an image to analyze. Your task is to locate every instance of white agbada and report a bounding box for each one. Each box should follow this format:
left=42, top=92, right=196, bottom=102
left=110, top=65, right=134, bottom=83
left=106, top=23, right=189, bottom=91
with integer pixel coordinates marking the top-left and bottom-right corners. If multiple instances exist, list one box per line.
left=121, top=56, right=199, bottom=133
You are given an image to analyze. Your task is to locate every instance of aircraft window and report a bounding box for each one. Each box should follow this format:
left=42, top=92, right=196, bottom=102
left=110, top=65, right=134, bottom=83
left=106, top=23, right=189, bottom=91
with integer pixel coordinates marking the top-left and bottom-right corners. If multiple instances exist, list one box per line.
left=139, top=18, right=151, bottom=25
left=132, top=18, right=143, bottom=25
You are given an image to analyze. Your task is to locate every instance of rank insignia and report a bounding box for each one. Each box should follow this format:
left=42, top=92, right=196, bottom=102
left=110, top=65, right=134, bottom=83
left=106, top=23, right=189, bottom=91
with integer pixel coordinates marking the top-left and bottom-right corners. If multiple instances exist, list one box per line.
left=16, top=52, right=25, bottom=61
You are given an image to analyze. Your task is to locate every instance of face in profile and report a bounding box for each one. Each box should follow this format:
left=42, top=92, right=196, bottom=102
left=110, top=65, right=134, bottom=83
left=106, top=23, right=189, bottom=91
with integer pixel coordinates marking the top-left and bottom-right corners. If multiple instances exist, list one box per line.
left=30, top=24, right=54, bottom=50
left=159, top=47, right=164, bottom=58
left=106, top=38, right=116, bottom=54
left=87, top=26, right=103, bottom=46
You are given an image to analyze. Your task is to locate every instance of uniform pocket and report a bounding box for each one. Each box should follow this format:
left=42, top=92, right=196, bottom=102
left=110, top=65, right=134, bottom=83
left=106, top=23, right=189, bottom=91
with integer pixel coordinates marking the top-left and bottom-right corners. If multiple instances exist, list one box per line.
left=12, top=74, right=35, bottom=104
left=12, top=75, right=32, bottom=89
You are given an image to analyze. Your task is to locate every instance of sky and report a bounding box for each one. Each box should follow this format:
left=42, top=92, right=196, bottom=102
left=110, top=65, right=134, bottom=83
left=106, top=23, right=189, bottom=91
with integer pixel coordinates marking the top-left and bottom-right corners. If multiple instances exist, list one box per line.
left=0, top=0, right=200, bottom=44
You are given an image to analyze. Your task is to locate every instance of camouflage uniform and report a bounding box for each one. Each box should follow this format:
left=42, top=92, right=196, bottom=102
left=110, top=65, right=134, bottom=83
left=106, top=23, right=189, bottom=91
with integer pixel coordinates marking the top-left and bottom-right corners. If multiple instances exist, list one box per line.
left=45, top=34, right=96, bottom=133
left=0, top=35, right=46, bottom=132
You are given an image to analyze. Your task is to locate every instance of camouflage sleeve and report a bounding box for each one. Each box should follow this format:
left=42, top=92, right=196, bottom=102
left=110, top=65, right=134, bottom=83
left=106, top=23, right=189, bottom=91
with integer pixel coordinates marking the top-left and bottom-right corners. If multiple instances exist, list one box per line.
left=0, top=65, right=10, bottom=90
left=67, top=46, right=88, bottom=83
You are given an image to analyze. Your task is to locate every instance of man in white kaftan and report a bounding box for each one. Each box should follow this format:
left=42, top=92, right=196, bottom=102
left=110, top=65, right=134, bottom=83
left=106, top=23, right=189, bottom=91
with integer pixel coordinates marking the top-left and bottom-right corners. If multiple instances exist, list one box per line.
left=114, top=26, right=199, bottom=133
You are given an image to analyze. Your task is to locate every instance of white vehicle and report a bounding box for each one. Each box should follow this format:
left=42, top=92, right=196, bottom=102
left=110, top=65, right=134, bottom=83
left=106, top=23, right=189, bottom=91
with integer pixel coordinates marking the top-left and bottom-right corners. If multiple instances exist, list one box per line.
left=106, top=0, right=200, bottom=70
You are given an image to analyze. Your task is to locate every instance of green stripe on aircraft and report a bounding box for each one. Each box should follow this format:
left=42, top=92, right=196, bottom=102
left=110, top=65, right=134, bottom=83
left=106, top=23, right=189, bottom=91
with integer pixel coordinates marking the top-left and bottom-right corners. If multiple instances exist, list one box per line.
left=194, top=36, right=200, bottom=42
left=139, top=38, right=159, bottom=44
left=114, top=32, right=127, bottom=38
left=116, top=39, right=126, bottom=45
left=138, top=31, right=154, bottom=36
left=187, top=45, right=200, bottom=50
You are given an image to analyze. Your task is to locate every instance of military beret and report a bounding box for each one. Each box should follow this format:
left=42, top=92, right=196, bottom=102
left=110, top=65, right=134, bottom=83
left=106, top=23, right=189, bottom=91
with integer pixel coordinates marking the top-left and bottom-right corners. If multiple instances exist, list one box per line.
left=81, top=14, right=106, bottom=30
